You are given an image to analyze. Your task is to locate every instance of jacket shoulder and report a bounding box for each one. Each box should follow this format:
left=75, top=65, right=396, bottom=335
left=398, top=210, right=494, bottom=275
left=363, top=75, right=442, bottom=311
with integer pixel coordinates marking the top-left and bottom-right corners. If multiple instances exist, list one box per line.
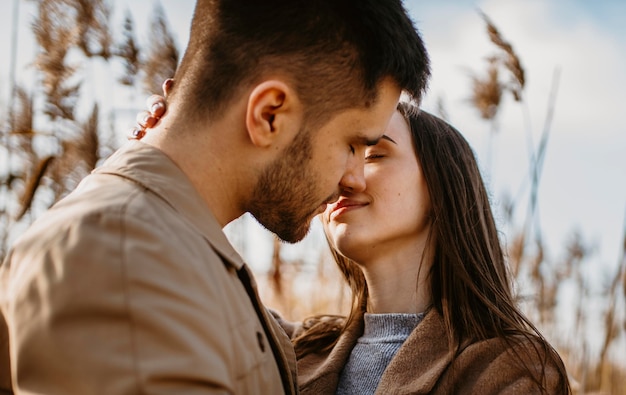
left=440, top=335, right=568, bottom=394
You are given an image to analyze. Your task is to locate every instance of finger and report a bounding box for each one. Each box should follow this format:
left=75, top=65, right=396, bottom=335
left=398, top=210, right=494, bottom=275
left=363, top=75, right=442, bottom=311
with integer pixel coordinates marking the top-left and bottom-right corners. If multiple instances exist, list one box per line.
left=145, top=95, right=166, bottom=118
left=144, top=115, right=158, bottom=129
left=150, top=101, right=166, bottom=119
left=136, top=110, right=152, bottom=128
left=128, top=127, right=146, bottom=140
left=162, top=78, right=174, bottom=97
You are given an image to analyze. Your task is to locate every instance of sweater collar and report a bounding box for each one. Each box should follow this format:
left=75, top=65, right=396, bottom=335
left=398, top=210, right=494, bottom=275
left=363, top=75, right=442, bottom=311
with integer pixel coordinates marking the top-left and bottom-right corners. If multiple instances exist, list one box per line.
left=362, top=313, right=424, bottom=342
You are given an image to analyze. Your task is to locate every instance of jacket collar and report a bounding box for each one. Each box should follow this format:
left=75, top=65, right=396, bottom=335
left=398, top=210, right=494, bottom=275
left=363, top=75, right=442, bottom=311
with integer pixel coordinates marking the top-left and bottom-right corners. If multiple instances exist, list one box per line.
left=299, top=309, right=457, bottom=395
left=94, top=140, right=245, bottom=270
left=299, top=309, right=364, bottom=394
left=376, top=309, right=456, bottom=394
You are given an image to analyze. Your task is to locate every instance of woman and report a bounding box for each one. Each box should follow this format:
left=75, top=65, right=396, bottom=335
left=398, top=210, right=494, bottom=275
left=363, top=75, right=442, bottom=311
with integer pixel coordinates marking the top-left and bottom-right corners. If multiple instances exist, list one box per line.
left=290, top=103, right=570, bottom=394
left=134, top=94, right=570, bottom=394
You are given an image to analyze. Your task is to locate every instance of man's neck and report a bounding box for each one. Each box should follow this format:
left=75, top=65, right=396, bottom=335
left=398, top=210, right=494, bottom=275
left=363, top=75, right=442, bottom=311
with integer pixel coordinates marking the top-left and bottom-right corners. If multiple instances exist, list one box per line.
left=141, top=116, right=252, bottom=228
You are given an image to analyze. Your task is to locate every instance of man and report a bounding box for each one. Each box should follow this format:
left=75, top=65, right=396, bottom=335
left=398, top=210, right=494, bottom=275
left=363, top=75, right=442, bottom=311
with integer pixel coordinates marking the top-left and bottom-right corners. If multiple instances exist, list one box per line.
left=0, top=0, right=429, bottom=393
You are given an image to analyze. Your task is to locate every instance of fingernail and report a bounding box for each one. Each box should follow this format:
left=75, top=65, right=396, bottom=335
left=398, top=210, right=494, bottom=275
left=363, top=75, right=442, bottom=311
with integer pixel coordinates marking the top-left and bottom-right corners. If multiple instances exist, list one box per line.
left=163, top=78, right=174, bottom=92
left=151, top=102, right=163, bottom=114
left=128, top=128, right=146, bottom=140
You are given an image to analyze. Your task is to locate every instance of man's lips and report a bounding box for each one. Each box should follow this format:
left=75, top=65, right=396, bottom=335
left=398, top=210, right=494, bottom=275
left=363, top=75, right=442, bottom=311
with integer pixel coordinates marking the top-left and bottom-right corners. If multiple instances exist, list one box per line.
left=314, top=194, right=342, bottom=216
left=327, top=199, right=368, bottom=219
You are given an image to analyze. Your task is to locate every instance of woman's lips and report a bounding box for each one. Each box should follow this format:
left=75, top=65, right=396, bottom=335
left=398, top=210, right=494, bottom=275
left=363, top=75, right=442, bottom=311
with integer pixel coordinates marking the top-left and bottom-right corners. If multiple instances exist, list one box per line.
left=328, top=199, right=368, bottom=220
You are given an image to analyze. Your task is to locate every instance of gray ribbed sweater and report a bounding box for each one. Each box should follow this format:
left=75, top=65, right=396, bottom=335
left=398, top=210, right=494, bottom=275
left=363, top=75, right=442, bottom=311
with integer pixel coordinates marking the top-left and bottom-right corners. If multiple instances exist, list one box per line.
left=336, top=313, right=424, bottom=395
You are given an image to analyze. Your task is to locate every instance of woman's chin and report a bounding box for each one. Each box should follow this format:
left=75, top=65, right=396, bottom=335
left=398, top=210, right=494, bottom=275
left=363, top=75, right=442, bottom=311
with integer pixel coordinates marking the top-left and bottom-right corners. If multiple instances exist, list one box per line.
left=333, top=238, right=368, bottom=261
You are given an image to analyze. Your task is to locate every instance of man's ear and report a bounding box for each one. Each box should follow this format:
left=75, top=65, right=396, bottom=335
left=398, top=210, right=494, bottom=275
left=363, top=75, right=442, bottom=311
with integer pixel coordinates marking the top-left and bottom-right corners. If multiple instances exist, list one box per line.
left=246, top=80, right=303, bottom=148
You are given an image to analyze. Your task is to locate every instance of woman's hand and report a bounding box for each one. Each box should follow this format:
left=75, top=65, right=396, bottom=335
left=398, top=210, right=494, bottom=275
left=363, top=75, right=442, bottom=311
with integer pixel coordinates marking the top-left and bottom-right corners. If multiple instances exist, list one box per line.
left=128, top=79, right=173, bottom=140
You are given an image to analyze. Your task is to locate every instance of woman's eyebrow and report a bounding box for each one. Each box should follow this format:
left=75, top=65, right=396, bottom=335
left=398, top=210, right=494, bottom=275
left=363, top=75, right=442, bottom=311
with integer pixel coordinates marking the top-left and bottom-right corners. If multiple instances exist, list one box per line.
left=381, top=135, right=397, bottom=144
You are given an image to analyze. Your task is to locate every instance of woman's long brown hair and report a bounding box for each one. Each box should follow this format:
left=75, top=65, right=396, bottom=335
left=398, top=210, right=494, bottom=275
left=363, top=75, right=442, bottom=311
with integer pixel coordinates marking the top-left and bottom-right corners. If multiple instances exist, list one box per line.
left=293, top=104, right=570, bottom=393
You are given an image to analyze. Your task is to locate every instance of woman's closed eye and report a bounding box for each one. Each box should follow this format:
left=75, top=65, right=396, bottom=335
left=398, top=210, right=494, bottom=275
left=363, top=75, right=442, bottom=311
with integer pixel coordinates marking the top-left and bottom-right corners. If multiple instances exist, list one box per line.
left=365, top=152, right=385, bottom=161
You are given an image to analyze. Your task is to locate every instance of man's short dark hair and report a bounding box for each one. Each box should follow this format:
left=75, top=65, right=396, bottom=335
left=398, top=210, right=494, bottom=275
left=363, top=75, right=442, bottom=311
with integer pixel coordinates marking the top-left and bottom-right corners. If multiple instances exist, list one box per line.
left=171, top=0, right=430, bottom=125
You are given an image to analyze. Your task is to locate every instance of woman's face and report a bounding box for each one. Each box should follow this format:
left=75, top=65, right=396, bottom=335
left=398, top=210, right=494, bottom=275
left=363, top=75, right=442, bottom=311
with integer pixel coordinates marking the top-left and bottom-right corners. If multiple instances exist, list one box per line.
left=324, top=110, right=432, bottom=263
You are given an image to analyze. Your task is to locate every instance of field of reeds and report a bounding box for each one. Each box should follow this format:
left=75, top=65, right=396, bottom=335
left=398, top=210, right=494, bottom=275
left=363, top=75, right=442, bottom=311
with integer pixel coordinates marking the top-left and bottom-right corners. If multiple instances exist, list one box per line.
left=1, top=1, right=624, bottom=393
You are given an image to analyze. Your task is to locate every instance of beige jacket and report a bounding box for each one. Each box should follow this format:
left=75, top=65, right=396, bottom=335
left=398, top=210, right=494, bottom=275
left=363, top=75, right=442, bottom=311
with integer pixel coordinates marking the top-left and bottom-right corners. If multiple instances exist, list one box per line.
left=0, top=141, right=297, bottom=394
left=297, top=309, right=567, bottom=394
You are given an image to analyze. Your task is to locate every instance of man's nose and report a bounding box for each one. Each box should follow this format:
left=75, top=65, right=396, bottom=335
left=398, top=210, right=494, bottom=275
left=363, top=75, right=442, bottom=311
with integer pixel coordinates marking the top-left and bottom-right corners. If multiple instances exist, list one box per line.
left=339, top=154, right=366, bottom=193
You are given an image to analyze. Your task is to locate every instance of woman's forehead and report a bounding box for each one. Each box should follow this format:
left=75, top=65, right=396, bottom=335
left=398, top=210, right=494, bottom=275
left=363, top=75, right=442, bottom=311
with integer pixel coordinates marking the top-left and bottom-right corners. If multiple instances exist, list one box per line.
left=381, top=111, right=410, bottom=143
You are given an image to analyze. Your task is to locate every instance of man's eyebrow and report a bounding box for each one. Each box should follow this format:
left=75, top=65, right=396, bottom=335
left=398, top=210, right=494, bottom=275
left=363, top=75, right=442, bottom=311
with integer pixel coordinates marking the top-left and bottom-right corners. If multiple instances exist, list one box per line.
left=354, top=134, right=383, bottom=146
left=355, top=133, right=396, bottom=146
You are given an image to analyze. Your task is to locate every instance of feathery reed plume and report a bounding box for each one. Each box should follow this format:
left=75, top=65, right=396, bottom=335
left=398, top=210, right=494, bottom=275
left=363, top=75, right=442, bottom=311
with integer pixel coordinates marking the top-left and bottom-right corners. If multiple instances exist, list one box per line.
left=7, top=87, right=38, bottom=202
left=117, top=9, right=141, bottom=86
left=16, top=155, right=56, bottom=220
left=7, top=85, right=39, bottom=192
left=10, top=85, right=34, bottom=137
left=75, top=0, right=113, bottom=59
left=469, top=56, right=502, bottom=120
left=33, top=0, right=113, bottom=121
left=73, top=103, right=100, bottom=172
left=52, top=104, right=102, bottom=195
left=143, top=1, right=179, bottom=94
left=479, top=11, right=525, bottom=101
left=32, top=0, right=79, bottom=121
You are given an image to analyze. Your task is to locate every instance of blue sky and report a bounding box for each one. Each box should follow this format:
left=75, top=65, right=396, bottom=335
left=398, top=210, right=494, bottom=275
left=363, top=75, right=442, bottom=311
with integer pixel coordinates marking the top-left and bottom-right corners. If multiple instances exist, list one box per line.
left=1, top=0, right=625, bottom=297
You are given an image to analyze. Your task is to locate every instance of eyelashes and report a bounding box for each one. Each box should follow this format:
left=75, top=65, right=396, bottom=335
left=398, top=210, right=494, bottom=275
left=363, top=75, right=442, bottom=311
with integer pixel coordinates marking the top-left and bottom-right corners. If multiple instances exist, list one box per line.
left=365, top=153, right=385, bottom=161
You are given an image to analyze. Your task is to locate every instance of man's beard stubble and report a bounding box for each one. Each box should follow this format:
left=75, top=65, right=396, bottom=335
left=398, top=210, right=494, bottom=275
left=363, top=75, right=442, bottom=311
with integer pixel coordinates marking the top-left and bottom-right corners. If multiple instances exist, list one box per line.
left=247, top=128, right=329, bottom=243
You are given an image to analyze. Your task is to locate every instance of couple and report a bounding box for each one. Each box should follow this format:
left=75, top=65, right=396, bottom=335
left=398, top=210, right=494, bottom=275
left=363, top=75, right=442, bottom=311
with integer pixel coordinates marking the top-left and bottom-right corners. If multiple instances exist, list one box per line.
left=137, top=91, right=570, bottom=394
left=0, top=0, right=568, bottom=394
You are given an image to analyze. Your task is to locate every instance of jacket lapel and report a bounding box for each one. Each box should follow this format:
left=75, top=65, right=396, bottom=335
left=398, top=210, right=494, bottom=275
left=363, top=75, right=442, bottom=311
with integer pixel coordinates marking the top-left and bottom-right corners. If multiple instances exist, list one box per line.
left=376, top=310, right=455, bottom=394
left=236, top=265, right=298, bottom=395
left=299, top=310, right=365, bottom=394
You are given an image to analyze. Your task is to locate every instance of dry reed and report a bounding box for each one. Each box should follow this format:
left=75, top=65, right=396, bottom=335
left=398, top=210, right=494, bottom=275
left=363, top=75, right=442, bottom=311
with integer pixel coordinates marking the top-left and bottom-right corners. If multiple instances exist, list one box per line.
left=142, top=2, right=179, bottom=95
left=480, top=11, right=525, bottom=101
left=117, top=10, right=141, bottom=86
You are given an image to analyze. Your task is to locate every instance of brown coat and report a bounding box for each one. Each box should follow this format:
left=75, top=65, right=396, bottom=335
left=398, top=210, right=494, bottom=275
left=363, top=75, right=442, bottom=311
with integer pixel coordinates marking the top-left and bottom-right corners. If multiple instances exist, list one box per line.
left=0, top=141, right=297, bottom=394
left=297, top=310, right=567, bottom=394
